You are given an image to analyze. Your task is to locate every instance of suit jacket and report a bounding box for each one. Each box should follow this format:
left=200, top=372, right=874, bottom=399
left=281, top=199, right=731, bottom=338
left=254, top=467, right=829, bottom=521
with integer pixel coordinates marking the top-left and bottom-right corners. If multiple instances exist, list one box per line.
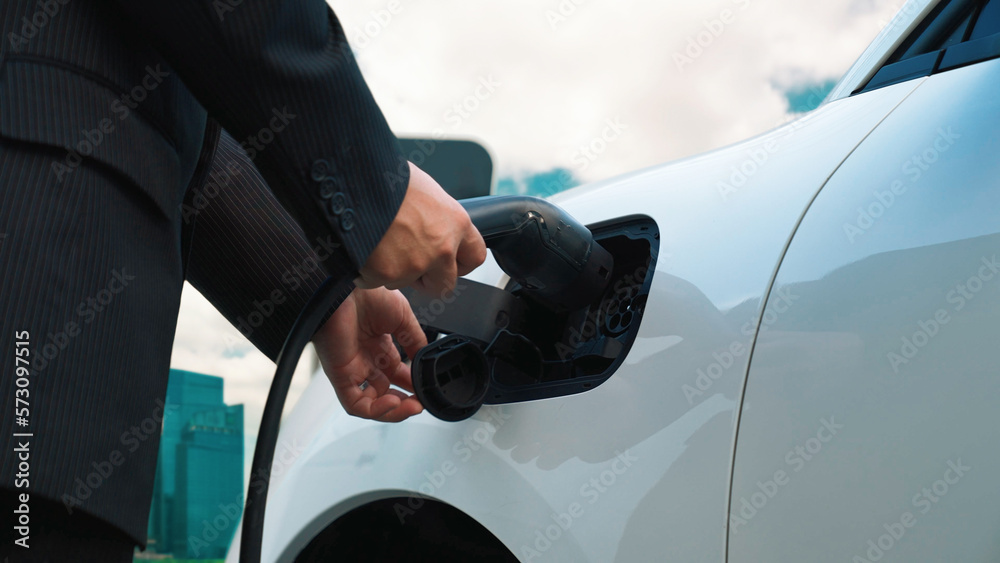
left=0, top=0, right=408, bottom=546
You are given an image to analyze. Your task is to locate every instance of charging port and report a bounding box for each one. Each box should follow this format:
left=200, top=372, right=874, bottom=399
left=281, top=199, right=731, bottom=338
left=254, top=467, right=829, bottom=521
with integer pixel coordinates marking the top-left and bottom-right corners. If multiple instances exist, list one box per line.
left=489, top=215, right=658, bottom=403
left=407, top=215, right=658, bottom=420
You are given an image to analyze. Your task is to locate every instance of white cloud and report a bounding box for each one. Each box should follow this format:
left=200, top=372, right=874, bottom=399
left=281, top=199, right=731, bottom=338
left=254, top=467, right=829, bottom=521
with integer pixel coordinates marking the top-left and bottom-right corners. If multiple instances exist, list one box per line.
left=334, top=0, right=900, bottom=182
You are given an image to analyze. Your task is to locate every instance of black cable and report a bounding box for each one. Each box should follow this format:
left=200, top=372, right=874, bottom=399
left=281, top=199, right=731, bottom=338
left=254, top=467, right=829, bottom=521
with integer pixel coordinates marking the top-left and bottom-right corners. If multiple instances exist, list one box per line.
left=240, top=276, right=349, bottom=563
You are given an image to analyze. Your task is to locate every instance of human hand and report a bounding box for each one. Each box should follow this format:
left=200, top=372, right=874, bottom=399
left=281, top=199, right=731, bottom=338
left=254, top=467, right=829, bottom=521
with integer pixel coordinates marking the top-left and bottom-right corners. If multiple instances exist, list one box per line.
left=313, top=286, right=428, bottom=422
left=357, top=162, right=487, bottom=294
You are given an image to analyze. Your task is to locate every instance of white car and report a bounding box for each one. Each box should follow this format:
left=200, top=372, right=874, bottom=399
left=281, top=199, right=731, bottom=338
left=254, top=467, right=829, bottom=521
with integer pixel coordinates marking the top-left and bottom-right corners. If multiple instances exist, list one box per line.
left=229, top=0, right=1000, bottom=560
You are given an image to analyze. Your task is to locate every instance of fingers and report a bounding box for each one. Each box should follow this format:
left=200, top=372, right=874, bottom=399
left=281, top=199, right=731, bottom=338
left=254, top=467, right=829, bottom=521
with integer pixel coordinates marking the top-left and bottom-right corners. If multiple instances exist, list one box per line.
left=387, top=359, right=416, bottom=394
left=357, top=292, right=424, bottom=352
left=388, top=295, right=428, bottom=362
left=413, top=253, right=459, bottom=295
left=348, top=387, right=423, bottom=422
left=334, top=371, right=423, bottom=422
left=346, top=388, right=401, bottom=420
left=375, top=390, right=424, bottom=423
left=353, top=274, right=379, bottom=290
left=383, top=272, right=422, bottom=291
left=327, top=319, right=425, bottom=422
left=358, top=265, right=420, bottom=292
left=354, top=353, right=424, bottom=422
left=356, top=162, right=487, bottom=292
left=318, top=286, right=429, bottom=423
left=456, top=220, right=487, bottom=277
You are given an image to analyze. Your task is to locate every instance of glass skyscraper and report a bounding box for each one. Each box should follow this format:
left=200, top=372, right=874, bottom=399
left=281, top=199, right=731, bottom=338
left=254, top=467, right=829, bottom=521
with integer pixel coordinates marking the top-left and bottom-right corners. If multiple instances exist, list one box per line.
left=147, top=368, right=244, bottom=559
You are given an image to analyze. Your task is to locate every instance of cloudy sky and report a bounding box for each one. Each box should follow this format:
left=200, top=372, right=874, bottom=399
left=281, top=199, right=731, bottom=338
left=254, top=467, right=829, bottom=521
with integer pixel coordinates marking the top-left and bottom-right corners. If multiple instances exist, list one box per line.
left=168, top=0, right=905, bottom=476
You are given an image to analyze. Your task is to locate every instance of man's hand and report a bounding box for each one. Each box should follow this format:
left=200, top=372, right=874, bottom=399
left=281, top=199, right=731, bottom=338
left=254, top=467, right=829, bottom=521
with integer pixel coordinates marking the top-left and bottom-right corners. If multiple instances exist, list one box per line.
left=313, top=287, right=428, bottom=422
left=357, top=162, right=487, bottom=295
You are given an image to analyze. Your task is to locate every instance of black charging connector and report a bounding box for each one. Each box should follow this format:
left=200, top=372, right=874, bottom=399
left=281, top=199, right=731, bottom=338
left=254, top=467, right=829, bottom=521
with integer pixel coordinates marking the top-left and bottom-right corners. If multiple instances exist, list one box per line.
left=411, top=335, right=490, bottom=422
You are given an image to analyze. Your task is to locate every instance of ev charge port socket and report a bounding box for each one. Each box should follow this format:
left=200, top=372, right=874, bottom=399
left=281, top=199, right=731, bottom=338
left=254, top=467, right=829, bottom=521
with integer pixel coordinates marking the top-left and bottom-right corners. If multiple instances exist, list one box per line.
left=405, top=196, right=658, bottom=420
left=411, top=335, right=491, bottom=421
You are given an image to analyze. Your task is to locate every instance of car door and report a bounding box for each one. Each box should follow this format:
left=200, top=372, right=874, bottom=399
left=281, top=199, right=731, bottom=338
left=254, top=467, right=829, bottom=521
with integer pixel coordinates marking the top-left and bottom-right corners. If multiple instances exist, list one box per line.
left=729, top=1, right=1000, bottom=560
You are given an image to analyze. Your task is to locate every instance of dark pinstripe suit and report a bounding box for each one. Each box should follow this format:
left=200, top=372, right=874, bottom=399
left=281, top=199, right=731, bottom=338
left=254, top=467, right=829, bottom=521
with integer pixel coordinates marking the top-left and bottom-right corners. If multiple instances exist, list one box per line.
left=1, top=0, right=408, bottom=554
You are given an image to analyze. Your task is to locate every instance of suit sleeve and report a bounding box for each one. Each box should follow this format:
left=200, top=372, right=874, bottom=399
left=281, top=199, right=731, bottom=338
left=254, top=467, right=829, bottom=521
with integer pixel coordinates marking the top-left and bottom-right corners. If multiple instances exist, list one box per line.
left=115, top=0, right=410, bottom=272
left=182, top=124, right=355, bottom=361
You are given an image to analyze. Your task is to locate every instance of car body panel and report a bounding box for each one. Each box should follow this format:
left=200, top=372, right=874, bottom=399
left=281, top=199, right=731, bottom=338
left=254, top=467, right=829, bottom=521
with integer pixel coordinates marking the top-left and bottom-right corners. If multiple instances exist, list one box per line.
left=227, top=77, right=925, bottom=562
left=730, top=57, right=1000, bottom=562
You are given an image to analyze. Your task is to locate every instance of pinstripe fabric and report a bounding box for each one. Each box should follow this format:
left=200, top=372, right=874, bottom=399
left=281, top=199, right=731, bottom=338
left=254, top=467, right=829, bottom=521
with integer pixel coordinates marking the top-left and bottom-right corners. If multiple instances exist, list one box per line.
left=1, top=0, right=210, bottom=219
left=3, top=0, right=411, bottom=270
left=0, top=137, right=187, bottom=547
left=1, top=0, right=404, bottom=546
left=2, top=0, right=410, bottom=272
left=107, top=0, right=411, bottom=268
left=0, top=125, right=356, bottom=547
left=183, top=125, right=354, bottom=361
left=0, top=59, right=199, bottom=219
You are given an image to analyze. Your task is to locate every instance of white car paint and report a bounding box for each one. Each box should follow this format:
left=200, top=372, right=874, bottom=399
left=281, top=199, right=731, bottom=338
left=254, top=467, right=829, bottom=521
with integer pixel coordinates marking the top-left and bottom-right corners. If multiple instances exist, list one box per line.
left=227, top=1, right=1000, bottom=561
left=729, top=57, right=1000, bottom=562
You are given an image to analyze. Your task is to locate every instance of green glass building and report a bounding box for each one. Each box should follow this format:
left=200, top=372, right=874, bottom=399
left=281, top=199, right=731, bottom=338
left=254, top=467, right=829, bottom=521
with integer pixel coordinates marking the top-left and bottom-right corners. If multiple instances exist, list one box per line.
left=147, top=368, right=244, bottom=559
